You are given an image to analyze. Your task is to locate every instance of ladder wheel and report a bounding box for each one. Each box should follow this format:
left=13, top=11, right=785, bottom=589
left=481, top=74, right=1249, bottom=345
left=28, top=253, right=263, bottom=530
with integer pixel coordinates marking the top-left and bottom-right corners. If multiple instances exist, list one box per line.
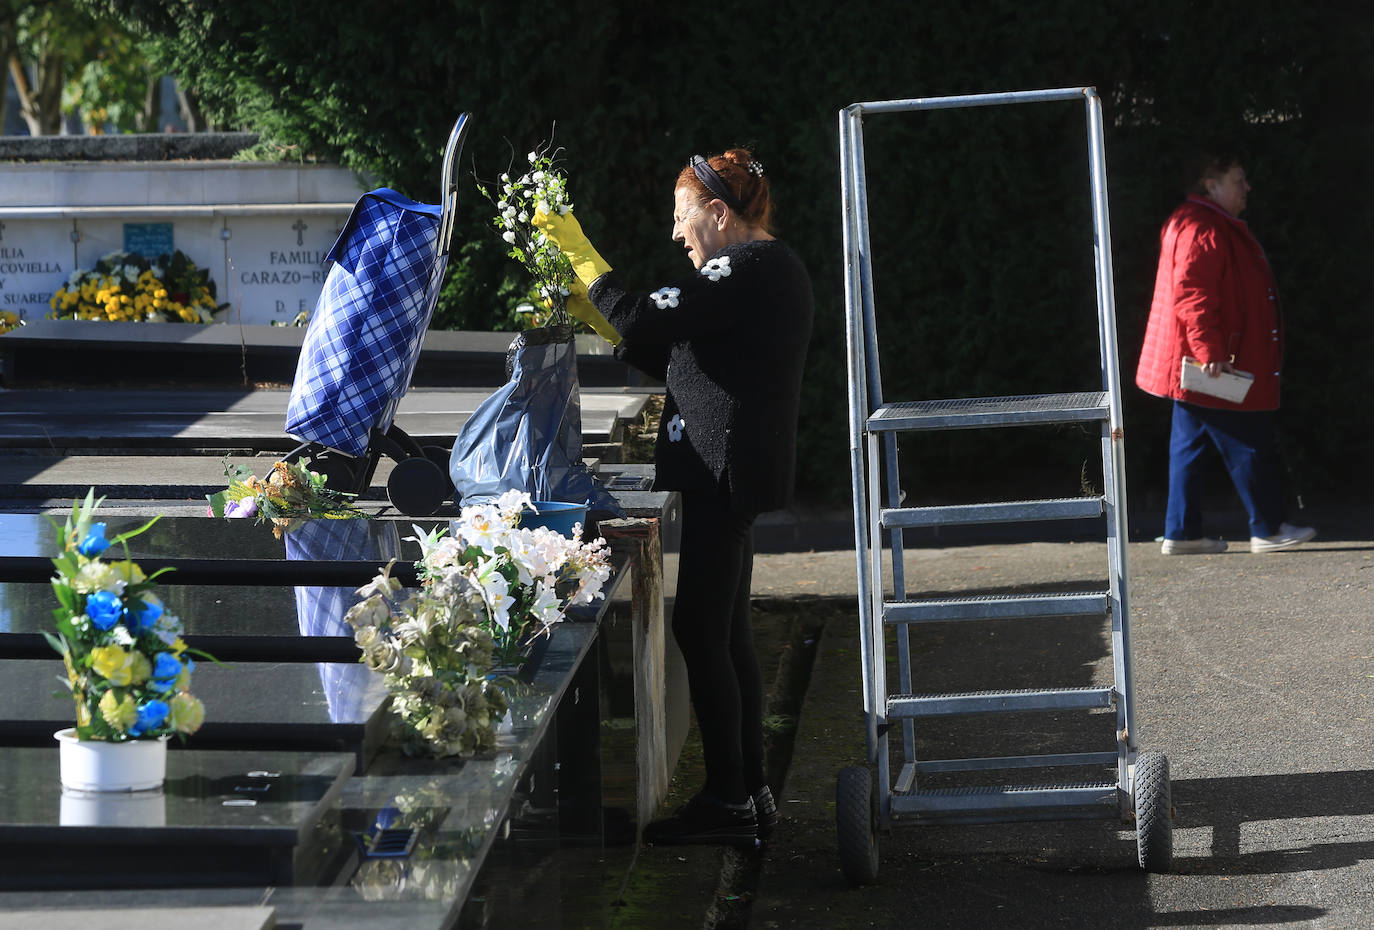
left=836, top=765, right=880, bottom=885
left=1133, top=751, right=1173, bottom=872
left=387, top=457, right=448, bottom=517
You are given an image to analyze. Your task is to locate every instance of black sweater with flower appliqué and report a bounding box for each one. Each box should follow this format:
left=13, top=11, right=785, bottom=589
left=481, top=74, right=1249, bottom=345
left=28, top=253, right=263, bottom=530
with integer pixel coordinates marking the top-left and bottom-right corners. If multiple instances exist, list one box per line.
left=588, top=238, right=813, bottom=515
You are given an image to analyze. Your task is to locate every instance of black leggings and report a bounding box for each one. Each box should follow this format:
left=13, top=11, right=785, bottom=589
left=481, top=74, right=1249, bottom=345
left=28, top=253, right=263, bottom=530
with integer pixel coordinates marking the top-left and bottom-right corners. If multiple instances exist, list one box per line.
left=672, top=487, right=761, bottom=805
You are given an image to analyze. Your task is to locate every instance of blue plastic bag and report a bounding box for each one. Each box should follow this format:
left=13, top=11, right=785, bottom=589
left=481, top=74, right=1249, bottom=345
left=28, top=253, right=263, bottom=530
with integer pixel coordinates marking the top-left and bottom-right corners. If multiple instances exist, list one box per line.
left=448, top=325, right=622, bottom=515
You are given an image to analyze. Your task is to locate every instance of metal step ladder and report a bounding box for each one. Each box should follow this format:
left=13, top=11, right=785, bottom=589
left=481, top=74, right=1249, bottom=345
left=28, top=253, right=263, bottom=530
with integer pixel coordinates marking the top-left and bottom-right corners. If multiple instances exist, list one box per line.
left=835, top=88, right=1173, bottom=884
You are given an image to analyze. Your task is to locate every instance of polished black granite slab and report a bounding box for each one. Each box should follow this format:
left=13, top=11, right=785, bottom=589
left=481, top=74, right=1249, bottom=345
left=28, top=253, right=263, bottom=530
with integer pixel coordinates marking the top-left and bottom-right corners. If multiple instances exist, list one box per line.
left=0, top=522, right=640, bottom=926
left=0, top=513, right=435, bottom=585
left=0, top=582, right=364, bottom=662
left=0, top=747, right=354, bottom=890
left=0, top=659, right=390, bottom=768
left=0, top=622, right=607, bottom=925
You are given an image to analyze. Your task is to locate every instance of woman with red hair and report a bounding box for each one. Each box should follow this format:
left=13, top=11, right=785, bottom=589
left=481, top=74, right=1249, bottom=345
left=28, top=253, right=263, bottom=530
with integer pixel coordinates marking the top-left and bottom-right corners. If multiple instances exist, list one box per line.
left=537, top=147, right=812, bottom=844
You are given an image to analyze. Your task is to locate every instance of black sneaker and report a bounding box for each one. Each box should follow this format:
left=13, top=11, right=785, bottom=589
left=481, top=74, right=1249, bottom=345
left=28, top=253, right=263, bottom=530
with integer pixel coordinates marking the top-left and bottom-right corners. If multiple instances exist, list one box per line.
left=754, top=786, right=778, bottom=840
left=642, top=792, right=757, bottom=846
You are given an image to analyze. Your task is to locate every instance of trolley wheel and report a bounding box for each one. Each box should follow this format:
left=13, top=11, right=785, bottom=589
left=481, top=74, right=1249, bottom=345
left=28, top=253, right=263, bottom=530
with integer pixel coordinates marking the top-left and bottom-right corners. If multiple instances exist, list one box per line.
left=309, top=451, right=358, bottom=494
left=387, top=456, right=448, bottom=517
left=422, top=445, right=453, bottom=480
left=836, top=765, right=880, bottom=885
left=1133, top=750, right=1173, bottom=872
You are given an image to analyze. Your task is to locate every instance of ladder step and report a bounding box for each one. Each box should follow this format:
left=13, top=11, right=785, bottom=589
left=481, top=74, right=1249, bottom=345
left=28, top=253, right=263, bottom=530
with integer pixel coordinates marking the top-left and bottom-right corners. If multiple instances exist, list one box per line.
left=884, top=591, right=1109, bottom=624
left=881, top=497, right=1103, bottom=528
left=915, top=751, right=1121, bottom=774
left=868, top=392, right=1108, bottom=433
left=891, top=781, right=1119, bottom=815
left=888, top=687, right=1115, bottom=718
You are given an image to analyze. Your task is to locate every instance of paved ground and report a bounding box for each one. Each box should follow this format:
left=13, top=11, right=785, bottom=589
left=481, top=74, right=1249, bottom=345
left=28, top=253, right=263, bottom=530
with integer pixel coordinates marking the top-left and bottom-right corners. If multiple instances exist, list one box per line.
left=739, top=509, right=1373, bottom=930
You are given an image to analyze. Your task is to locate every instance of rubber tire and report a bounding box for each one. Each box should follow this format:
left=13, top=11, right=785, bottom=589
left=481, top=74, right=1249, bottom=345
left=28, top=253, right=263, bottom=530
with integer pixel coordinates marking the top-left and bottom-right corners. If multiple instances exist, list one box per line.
left=836, top=765, right=880, bottom=885
left=387, top=457, right=448, bottom=517
left=1134, top=750, right=1173, bottom=872
left=422, top=445, right=455, bottom=491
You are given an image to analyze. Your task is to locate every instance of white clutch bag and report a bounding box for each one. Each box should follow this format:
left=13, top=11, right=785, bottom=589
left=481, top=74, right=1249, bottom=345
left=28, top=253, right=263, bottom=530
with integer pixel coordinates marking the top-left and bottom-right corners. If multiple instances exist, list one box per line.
left=1180, top=356, right=1253, bottom=403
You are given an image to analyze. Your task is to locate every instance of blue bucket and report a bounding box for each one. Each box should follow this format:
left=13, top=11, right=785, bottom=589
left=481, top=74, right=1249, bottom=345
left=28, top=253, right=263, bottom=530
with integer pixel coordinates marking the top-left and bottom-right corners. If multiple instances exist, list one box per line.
left=519, top=501, right=588, bottom=539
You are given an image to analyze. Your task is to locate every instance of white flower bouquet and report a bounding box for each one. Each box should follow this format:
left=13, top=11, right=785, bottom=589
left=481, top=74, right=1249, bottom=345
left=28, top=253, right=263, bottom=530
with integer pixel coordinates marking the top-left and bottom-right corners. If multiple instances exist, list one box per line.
left=341, top=490, right=613, bottom=758
left=413, top=489, right=613, bottom=666
left=476, top=135, right=578, bottom=329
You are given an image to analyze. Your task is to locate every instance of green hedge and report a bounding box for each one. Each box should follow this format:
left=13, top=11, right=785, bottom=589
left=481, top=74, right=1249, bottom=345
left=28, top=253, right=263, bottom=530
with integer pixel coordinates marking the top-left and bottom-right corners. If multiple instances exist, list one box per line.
left=103, top=0, right=1374, bottom=509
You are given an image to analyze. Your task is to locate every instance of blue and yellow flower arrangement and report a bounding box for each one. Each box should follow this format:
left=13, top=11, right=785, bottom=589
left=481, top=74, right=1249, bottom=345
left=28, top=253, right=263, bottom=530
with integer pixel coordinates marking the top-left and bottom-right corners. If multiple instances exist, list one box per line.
left=47, top=490, right=206, bottom=742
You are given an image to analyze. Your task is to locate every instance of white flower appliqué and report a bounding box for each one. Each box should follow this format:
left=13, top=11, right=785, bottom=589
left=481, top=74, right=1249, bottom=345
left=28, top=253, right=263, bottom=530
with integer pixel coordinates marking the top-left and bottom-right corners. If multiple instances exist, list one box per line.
left=650, top=287, right=681, bottom=309
left=700, top=255, right=732, bottom=282
left=666, top=413, right=686, bottom=442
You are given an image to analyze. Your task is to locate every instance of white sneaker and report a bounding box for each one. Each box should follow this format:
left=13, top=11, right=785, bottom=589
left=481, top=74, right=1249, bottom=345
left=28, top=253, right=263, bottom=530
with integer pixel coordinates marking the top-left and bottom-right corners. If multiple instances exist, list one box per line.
left=1160, top=537, right=1228, bottom=555
left=1250, top=523, right=1317, bottom=553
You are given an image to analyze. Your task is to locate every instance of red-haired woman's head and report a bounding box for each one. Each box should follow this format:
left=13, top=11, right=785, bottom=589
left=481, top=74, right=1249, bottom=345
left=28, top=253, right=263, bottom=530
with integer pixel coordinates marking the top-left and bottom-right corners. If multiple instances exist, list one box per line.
left=671, top=148, right=774, bottom=268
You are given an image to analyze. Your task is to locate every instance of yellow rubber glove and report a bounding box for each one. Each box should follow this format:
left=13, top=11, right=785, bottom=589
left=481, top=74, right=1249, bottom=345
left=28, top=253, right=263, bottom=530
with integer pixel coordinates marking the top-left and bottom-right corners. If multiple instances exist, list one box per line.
left=555, top=279, right=620, bottom=345
left=532, top=209, right=612, bottom=287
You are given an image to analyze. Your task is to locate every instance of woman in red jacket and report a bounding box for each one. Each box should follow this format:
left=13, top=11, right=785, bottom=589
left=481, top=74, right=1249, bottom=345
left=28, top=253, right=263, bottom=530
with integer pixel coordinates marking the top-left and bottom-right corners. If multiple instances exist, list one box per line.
left=1136, top=149, right=1314, bottom=554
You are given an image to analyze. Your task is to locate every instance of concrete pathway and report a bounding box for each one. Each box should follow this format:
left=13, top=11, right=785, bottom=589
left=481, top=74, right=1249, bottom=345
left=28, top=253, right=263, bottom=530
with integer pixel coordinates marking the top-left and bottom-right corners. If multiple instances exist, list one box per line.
left=748, top=522, right=1373, bottom=929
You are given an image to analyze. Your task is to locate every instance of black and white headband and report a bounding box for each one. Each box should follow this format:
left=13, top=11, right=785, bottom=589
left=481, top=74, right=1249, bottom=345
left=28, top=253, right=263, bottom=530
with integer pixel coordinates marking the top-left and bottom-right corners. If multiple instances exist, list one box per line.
left=690, top=154, right=764, bottom=212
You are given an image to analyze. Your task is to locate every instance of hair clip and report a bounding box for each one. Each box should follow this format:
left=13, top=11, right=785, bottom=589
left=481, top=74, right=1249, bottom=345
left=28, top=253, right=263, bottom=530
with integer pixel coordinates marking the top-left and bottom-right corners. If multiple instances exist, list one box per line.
left=747, top=159, right=764, bottom=178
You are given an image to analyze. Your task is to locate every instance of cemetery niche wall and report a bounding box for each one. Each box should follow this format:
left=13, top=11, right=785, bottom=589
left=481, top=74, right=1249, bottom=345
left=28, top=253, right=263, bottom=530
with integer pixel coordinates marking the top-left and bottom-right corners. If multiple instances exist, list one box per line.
left=0, top=134, right=366, bottom=327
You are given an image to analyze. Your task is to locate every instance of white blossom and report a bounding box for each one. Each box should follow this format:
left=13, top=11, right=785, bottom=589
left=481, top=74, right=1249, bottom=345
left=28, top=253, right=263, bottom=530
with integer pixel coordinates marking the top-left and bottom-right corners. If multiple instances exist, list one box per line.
left=650, top=287, right=681, bottom=310
left=700, top=255, right=732, bottom=282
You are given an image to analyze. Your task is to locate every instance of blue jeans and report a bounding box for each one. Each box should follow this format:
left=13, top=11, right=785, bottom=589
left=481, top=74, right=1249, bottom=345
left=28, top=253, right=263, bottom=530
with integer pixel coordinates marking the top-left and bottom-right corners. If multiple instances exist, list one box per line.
left=1165, top=401, right=1285, bottom=540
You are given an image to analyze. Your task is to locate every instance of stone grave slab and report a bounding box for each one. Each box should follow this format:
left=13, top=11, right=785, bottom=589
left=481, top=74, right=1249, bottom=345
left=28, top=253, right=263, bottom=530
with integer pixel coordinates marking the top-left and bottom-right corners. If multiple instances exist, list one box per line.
left=0, top=906, right=276, bottom=930
left=0, top=322, right=645, bottom=389
left=0, top=384, right=640, bottom=447
left=0, top=581, right=364, bottom=662
left=0, top=747, right=354, bottom=891
left=0, top=659, right=389, bottom=769
left=0, top=513, right=431, bottom=586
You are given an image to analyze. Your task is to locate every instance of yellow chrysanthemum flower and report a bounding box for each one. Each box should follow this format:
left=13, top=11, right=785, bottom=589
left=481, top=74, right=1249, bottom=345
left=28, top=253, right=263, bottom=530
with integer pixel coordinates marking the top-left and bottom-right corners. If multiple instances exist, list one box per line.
left=99, top=689, right=137, bottom=732
left=129, top=651, right=152, bottom=685
left=169, top=693, right=205, bottom=734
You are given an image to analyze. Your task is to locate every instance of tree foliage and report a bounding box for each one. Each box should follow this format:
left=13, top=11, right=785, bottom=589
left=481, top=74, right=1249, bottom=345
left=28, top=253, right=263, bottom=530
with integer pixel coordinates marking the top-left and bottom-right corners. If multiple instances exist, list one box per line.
left=80, top=0, right=1374, bottom=507
left=1, top=1, right=167, bottom=134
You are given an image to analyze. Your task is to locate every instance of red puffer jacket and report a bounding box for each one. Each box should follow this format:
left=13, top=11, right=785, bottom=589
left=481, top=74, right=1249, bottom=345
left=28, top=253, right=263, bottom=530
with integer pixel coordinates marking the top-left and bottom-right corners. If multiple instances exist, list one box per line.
left=1135, top=195, right=1282, bottom=411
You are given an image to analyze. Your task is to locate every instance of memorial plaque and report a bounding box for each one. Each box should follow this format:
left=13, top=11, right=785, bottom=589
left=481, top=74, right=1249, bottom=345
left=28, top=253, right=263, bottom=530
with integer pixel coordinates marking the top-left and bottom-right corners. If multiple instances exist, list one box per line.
left=0, top=223, right=71, bottom=322
left=223, top=215, right=345, bottom=324
left=123, top=222, right=175, bottom=258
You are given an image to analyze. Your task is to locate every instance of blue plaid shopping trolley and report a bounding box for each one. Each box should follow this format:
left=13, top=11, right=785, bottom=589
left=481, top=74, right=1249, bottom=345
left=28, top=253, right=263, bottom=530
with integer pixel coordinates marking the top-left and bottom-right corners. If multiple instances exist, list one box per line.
left=285, top=114, right=470, bottom=516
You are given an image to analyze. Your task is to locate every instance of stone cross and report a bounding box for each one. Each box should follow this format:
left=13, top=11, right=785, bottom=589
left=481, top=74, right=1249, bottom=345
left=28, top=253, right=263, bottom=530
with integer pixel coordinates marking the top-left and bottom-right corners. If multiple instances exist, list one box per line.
left=292, top=218, right=308, bottom=247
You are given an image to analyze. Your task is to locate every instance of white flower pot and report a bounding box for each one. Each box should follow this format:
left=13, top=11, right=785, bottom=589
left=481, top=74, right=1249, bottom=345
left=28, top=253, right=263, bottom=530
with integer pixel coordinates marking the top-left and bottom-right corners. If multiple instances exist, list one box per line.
left=54, top=728, right=168, bottom=792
